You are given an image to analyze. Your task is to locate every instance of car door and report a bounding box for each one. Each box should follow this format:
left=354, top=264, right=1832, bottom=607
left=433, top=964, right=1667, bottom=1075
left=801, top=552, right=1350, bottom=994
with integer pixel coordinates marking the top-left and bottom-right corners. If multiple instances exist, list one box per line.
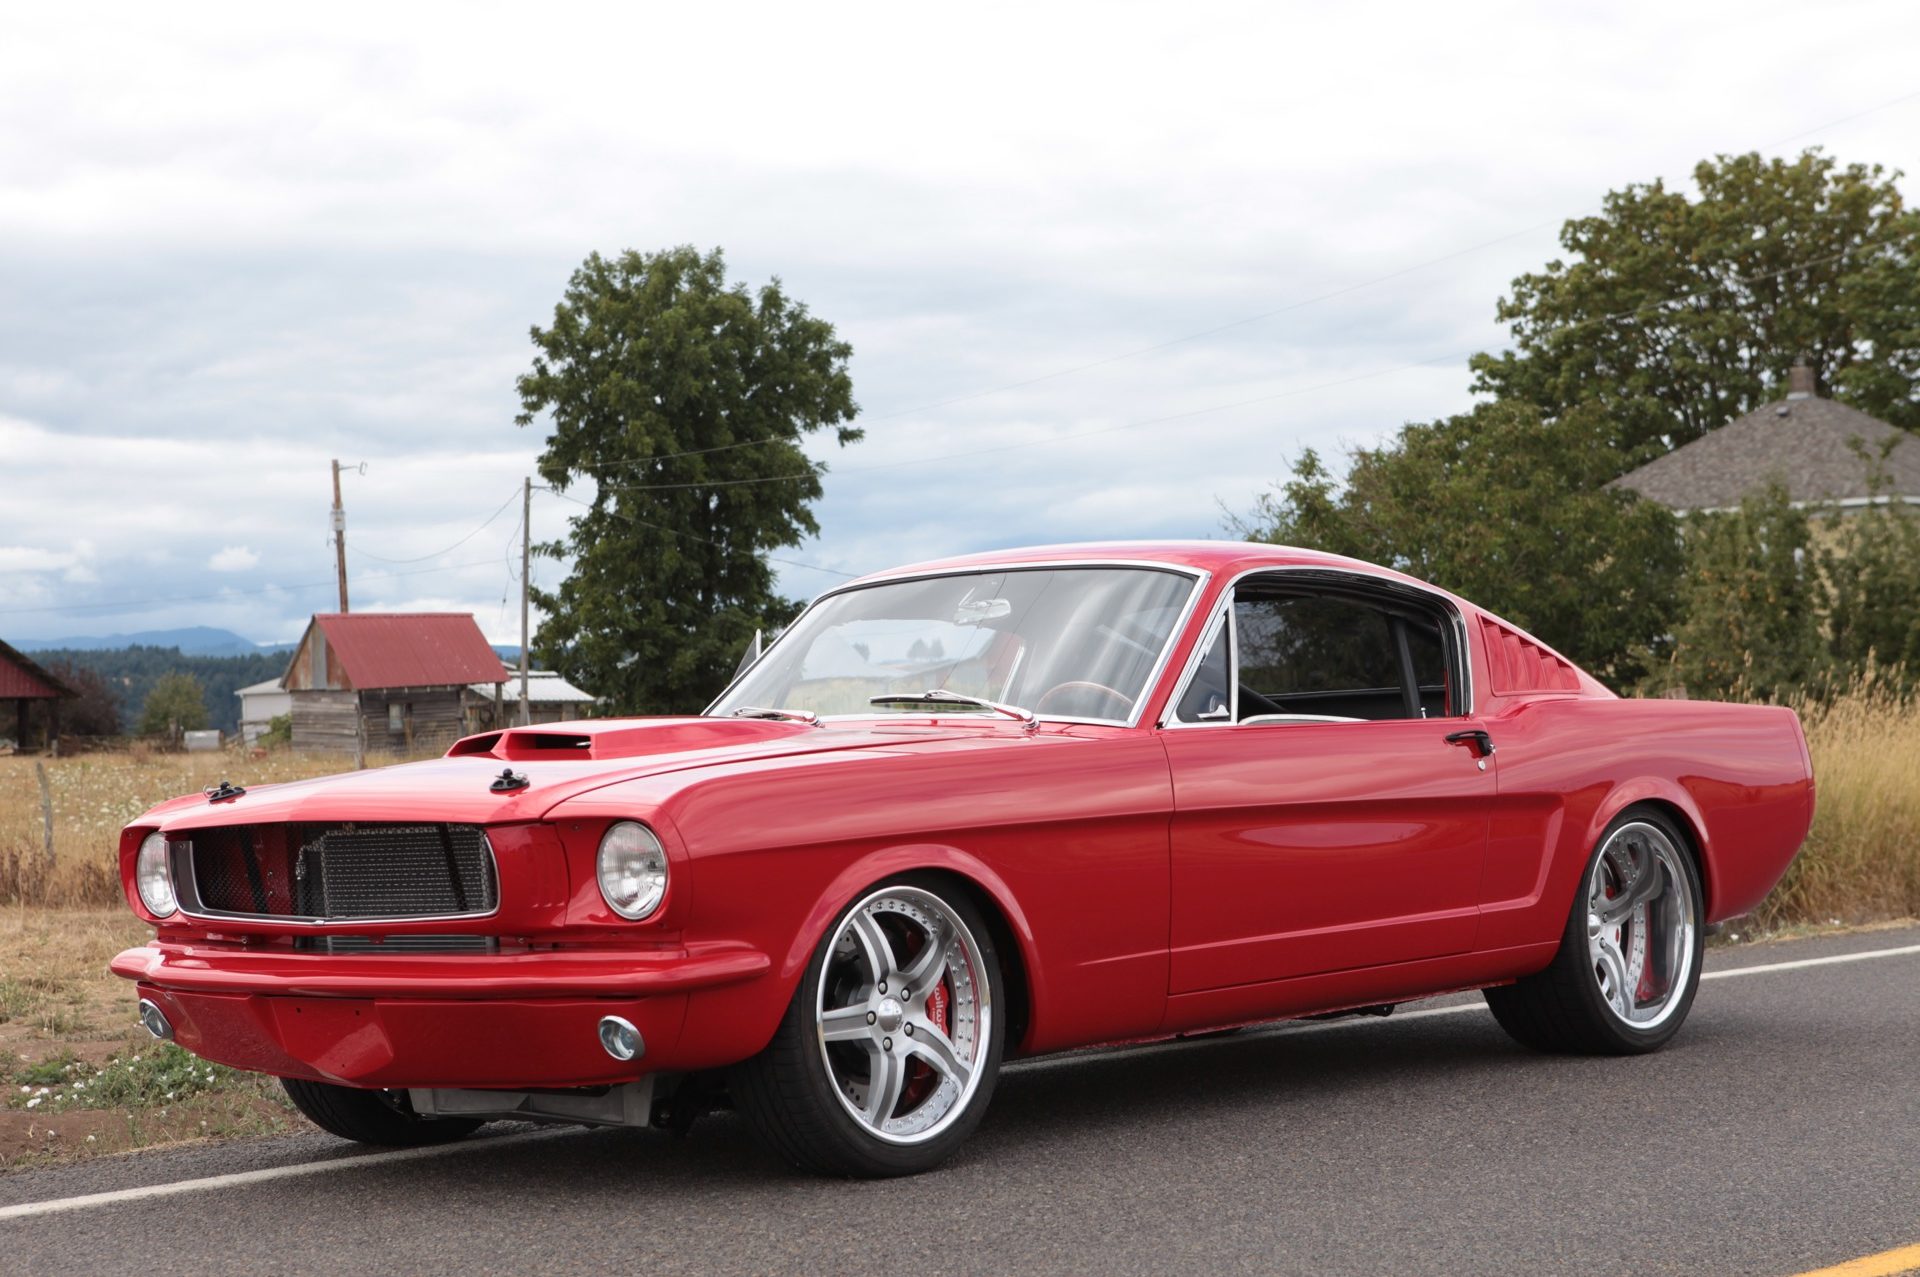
left=1162, top=571, right=1495, bottom=994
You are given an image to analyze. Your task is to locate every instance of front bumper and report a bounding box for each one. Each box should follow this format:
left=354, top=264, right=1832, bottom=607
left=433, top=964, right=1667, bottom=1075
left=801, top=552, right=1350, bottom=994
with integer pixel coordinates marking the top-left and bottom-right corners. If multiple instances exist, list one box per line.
left=111, top=941, right=770, bottom=1090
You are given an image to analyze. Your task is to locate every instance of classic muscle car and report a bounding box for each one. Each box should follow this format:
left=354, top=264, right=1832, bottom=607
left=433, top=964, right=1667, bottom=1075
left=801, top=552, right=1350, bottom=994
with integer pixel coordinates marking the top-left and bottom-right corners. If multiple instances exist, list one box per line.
left=112, top=542, right=1815, bottom=1175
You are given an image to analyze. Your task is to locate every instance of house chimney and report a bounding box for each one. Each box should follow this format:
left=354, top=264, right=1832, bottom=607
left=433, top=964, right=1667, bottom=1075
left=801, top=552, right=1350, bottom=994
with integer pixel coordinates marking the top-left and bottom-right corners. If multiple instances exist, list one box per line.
left=1786, top=361, right=1817, bottom=400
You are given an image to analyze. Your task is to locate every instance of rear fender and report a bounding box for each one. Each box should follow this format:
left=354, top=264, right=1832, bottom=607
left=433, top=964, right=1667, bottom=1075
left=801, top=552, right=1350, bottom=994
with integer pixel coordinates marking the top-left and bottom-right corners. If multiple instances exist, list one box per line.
left=1583, top=779, right=1717, bottom=915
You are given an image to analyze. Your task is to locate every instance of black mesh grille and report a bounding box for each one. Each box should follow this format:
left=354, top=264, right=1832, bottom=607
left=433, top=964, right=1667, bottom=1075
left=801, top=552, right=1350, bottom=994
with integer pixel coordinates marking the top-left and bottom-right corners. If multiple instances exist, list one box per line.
left=297, top=934, right=499, bottom=954
left=176, top=823, right=497, bottom=922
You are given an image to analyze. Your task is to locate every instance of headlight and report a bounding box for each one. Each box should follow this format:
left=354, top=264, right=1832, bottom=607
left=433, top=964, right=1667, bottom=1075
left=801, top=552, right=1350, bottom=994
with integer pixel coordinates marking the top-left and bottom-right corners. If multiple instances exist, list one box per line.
left=136, top=832, right=177, bottom=918
left=596, top=821, right=668, bottom=920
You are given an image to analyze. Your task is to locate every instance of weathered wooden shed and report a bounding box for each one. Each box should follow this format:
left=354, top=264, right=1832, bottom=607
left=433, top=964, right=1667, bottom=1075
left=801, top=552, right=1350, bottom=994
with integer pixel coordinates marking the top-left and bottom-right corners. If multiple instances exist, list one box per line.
left=0, top=638, right=74, bottom=752
left=282, top=613, right=506, bottom=755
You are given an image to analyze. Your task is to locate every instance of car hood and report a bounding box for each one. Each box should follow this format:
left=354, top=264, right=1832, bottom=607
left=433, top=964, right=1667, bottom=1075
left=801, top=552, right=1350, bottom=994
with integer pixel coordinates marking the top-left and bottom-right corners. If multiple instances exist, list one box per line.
left=143, top=716, right=1030, bottom=832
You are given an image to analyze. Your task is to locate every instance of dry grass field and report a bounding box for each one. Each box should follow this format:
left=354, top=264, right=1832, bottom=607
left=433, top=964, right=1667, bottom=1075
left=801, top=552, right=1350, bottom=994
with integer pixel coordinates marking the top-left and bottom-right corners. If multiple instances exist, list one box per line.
left=1753, top=676, right=1920, bottom=929
left=0, top=746, right=429, bottom=907
left=0, top=694, right=1912, bottom=1166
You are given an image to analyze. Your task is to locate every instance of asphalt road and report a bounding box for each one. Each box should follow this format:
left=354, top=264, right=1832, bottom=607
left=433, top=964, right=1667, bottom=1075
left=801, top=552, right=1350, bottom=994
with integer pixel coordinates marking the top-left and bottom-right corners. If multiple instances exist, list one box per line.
left=4, top=925, right=1917, bottom=1276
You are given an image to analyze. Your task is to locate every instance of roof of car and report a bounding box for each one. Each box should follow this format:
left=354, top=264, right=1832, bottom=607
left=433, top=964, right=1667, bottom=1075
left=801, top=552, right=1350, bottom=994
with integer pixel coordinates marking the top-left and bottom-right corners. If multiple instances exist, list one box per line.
left=842, top=540, right=1428, bottom=589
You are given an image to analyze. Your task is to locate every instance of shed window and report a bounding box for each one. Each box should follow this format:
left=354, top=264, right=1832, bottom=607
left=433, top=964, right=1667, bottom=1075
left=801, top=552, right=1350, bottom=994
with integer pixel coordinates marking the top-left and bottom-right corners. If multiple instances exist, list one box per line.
left=388, top=702, right=407, bottom=732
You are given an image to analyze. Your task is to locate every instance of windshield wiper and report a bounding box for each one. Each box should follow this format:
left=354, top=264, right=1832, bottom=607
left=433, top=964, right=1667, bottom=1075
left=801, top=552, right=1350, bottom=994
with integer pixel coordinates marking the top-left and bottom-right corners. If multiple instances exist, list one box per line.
left=868, top=689, right=1038, bottom=731
left=728, top=706, right=821, bottom=726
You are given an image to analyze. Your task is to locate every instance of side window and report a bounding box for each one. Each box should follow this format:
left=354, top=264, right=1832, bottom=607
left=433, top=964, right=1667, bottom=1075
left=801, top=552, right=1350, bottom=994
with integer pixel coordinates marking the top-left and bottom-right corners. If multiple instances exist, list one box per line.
left=1173, top=614, right=1232, bottom=722
left=1235, top=593, right=1405, bottom=720
left=1403, top=617, right=1450, bottom=717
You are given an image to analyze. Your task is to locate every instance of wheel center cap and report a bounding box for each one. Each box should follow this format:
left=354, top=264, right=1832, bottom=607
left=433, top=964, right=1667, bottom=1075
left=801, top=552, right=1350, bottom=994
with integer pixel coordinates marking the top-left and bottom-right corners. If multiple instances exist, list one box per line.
left=875, top=998, right=905, bottom=1033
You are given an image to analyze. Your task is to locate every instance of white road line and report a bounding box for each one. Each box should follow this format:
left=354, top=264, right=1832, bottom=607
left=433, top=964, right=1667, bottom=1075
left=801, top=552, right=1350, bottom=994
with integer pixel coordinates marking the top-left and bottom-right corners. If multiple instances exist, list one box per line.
left=0, top=1127, right=575, bottom=1224
left=1701, top=942, right=1920, bottom=979
left=1006, top=938, right=1920, bottom=1075
left=4, top=939, right=1917, bottom=1224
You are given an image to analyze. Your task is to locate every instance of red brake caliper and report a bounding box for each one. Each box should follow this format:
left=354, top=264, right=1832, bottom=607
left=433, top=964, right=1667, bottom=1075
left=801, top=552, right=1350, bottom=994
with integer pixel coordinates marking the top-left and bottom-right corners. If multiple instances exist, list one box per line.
left=926, top=979, right=950, bottom=1035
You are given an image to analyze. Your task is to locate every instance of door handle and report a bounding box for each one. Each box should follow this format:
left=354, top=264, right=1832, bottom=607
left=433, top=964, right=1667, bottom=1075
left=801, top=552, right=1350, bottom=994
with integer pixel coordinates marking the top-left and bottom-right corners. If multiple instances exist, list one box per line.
left=1445, top=729, right=1495, bottom=757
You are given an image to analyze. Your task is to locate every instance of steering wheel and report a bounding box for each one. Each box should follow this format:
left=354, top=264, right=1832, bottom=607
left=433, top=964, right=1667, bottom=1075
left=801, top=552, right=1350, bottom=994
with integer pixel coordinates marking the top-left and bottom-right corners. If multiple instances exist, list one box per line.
left=1034, top=681, right=1135, bottom=720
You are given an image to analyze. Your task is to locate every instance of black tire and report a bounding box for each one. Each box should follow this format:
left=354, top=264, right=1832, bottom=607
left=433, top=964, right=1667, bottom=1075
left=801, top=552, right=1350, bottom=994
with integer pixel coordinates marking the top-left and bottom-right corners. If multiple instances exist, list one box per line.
left=732, top=874, right=1007, bottom=1177
left=1485, top=806, right=1705, bottom=1055
left=280, top=1078, right=486, bottom=1146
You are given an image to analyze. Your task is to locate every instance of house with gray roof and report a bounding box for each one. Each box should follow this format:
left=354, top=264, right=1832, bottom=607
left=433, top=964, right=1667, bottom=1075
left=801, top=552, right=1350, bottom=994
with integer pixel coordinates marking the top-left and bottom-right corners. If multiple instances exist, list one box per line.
left=1613, top=363, right=1920, bottom=515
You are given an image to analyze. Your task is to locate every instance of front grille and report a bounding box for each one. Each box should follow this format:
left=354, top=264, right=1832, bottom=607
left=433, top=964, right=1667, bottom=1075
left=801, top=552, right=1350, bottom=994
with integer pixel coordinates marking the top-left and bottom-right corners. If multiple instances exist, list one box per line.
left=297, top=934, right=500, bottom=955
left=172, top=823, right=498, bottom=923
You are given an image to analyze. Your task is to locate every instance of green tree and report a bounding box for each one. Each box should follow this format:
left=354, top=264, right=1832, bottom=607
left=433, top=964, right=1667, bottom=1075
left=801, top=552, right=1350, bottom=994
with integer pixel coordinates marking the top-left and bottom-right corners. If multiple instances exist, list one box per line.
left=138, top=672, right=209, bottom=739
left=518, top=246, right=860, bottom=714
left=1232, top=400, right=1683, bottom=686
left=43, top=660, right=123, bottom=736
left=1472, top=150, right=1920, bottom=462
left=1655, top=484, right=1828, bottom=700
left=1819, top=469, right=1920, bottom=675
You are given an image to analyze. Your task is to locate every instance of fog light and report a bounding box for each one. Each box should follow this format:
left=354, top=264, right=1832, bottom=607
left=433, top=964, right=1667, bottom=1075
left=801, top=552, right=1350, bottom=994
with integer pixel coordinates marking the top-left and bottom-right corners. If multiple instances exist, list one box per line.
left=598, top=1015, right=642, bottom=1062
left=138, top=999, right=174, bottom=1041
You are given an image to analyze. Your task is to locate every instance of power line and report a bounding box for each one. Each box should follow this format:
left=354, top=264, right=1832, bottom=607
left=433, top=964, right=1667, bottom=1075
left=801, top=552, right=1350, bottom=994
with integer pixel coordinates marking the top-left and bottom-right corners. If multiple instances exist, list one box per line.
left=579, top=231, right=1918, bottom=498
left=541, top=488, right=860, bottom=578
left=347, top=484, right=524, bottom=564
left=0, top=559, right=501, bottom=618
left=855, top=84, right=1920, bottom=425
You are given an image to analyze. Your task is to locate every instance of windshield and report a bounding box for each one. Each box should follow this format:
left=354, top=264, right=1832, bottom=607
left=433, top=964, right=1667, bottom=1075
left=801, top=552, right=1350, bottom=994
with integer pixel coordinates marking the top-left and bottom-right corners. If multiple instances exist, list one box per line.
left=710, top=566, right=1197, bottom=724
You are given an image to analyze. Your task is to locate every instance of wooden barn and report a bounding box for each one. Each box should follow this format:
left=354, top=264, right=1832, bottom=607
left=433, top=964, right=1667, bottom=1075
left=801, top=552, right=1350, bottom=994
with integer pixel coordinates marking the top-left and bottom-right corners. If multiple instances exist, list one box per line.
left=283, top=613, right=506, bottom=755
left=0, top=638, right=74, bottom=752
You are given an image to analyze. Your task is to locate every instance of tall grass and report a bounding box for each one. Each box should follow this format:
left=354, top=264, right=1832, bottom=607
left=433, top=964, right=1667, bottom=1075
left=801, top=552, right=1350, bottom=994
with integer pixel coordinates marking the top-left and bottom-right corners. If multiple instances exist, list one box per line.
left=1751, top=672, right=1920, bottom=930
left=3, top=695, right=1916, bottom=929
left=0, top=748, right=432, bottom=907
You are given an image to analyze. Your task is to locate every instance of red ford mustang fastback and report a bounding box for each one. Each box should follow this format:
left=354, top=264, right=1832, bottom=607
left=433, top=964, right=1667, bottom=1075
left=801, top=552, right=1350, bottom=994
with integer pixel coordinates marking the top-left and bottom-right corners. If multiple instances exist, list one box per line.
left=112, top=541, right=1814, bottom=1175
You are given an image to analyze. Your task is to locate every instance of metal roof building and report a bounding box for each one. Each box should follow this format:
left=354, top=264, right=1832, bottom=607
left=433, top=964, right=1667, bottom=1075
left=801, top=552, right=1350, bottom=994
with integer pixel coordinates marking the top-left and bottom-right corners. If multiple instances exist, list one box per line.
left=1613, top=364, right=1920, bottom=515
left=282, top=613, right=507, bottom=755
left=0, top=637, right=74, bottom=751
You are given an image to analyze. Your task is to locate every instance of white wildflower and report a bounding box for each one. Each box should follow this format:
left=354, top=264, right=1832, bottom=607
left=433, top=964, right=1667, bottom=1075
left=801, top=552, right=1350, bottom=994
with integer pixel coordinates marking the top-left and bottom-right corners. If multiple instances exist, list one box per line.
left=26, top=1097, right=42, bottom=1109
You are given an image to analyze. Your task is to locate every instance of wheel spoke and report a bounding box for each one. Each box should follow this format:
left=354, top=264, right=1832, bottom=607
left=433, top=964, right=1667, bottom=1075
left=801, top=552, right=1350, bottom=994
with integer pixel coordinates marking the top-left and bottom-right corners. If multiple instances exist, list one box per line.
left=903, top=1018, right=972, bottom=1089
left=820, top=1003, right=874, bottom=1044
left=898, top=918, right=950, bottom=993
left=863, top=1047, right=908, bottom=1126
left=1596, top=937, right=1634, bottom=1018
left=1597, top=859, right=1666, bottom=925
left=845, top=909, right=899, bottom=983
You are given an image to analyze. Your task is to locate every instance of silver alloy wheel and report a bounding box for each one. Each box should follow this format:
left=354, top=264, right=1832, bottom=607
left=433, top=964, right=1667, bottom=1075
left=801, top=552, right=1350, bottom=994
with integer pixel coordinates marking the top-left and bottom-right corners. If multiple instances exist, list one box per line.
left=815, top=885, right=991, bottom=1145
left=1584, top=821, right=1697, bottom=1029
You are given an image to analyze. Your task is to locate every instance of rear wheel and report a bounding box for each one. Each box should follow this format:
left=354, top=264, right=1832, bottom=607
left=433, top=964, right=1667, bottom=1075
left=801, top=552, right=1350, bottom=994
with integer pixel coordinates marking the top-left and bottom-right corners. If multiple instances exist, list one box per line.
left=1485, top=808, right=1704, bottom=1055
left=280, top=1078, right=485, bottom=1146
left=733, top=877, right=1005, bottom=1176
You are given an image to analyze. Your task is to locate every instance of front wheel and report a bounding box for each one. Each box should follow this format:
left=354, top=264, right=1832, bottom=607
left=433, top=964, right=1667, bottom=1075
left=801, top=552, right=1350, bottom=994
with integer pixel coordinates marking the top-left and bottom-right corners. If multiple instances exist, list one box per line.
left=280, top=1078, right=485, bottom=1146
left=1485, top=808, right=1704, bottom=1055
left=733, top=876, right=1005, bottom=1176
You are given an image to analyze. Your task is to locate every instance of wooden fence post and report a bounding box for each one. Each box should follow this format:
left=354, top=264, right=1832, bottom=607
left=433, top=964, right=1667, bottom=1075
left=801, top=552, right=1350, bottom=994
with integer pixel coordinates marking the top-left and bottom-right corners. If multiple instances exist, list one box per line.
left=35, top=760, right=55, bottom=866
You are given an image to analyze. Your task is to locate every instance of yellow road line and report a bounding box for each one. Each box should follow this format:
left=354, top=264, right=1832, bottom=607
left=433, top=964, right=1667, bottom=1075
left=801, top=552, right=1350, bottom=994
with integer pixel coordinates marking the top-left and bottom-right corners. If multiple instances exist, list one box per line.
left=1789, top=1242, right=1920, bottom=1277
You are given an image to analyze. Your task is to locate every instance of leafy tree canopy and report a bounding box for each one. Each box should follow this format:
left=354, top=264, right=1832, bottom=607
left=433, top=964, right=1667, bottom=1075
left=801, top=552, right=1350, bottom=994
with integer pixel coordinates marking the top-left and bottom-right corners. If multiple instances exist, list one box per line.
left=1471, top=149, right=1920, bottom=461
left=138, top=671, right=210, bottom=738
left=518, top=245, right=860, bottom=715
left=1232, top=400, right=1683, bottom=687
left=43, top=660, right=122, bottom=736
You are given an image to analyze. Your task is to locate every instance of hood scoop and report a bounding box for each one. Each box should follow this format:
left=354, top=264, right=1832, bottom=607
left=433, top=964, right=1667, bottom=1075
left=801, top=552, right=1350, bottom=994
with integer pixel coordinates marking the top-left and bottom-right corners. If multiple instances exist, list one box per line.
left=446, top=716, right=812, bottom=763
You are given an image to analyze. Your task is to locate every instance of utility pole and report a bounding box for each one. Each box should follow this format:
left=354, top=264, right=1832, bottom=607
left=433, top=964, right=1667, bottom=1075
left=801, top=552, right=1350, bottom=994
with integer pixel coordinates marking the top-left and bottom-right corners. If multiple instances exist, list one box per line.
left=330, top=459, right=350, bottom=613
left=519, top=476, right=531, bottom=725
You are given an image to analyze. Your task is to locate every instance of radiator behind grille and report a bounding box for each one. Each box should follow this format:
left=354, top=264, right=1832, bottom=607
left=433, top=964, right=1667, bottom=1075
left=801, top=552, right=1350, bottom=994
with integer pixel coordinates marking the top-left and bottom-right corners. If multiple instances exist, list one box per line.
left=174, top=823, right=498, bottom=923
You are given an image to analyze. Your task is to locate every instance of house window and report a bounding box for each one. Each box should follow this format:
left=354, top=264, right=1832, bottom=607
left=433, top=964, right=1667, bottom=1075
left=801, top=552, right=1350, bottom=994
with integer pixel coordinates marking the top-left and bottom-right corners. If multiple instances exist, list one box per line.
left=388, top=702, right=407, bottom=733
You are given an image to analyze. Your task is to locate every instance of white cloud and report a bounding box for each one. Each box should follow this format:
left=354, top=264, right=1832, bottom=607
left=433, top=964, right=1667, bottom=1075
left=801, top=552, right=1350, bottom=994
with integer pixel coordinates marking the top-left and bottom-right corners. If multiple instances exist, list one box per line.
left=207, top=545, right=261, bottom=572
left=3, top=1, right=1919, bottom=641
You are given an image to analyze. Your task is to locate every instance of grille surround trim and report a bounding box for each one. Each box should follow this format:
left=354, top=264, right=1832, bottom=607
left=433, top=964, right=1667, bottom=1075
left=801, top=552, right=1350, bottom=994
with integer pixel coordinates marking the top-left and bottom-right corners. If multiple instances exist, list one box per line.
left=167, top=823, right=501, bottom=927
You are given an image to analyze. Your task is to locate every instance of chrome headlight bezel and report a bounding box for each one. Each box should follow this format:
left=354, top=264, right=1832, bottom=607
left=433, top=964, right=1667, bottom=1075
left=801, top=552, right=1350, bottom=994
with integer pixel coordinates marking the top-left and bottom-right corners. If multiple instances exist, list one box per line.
left=135, top=831, right=177, bottom=918
left=596, top=821, right=669, bottom=921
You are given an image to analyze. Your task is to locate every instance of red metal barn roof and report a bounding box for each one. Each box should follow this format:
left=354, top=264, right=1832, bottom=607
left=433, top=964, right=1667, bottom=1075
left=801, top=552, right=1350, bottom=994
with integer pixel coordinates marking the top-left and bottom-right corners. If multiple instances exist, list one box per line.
left=307, top=614, right=507, bottom=691
left=0, top=639, right=74, bottom=699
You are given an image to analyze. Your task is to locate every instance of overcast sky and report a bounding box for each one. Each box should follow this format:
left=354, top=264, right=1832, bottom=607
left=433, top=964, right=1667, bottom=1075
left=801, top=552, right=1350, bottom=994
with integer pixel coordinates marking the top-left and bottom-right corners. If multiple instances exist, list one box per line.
left=4, top=1, right=1918, bottom=646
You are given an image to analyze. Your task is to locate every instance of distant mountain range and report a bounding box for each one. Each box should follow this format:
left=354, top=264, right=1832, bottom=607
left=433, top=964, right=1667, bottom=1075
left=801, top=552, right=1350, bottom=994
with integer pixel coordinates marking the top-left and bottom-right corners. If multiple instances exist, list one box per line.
left=12, top=626, right=295, bottom=658
left=13, top=626, right=526, bottom=665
